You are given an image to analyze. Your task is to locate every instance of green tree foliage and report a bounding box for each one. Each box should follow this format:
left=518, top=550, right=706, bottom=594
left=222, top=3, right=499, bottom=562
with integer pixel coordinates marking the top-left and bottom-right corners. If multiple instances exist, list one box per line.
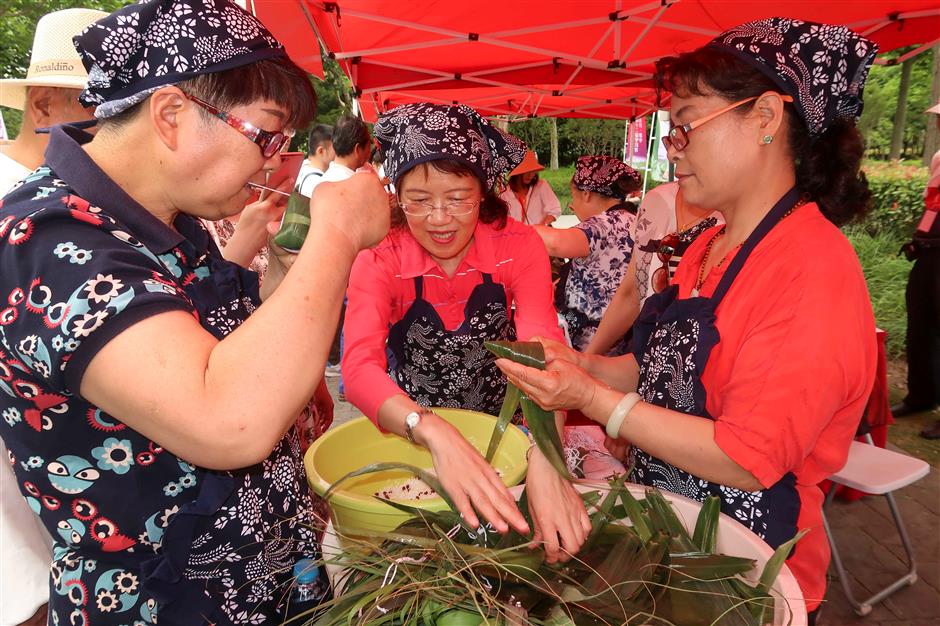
left=1, top=0, right=129, bottom=137
left=289, top=56, right=354, bottom=154
left=859, top=48, right=935, bottom=160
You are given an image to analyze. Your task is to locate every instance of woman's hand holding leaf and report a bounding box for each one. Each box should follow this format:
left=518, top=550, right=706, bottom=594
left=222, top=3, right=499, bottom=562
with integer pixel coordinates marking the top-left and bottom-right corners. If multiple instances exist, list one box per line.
left=495, top=356, right=598, bottom=413
left=417, top=414, right=531, bottom=536
left=525, top=447, right=591, bottom=563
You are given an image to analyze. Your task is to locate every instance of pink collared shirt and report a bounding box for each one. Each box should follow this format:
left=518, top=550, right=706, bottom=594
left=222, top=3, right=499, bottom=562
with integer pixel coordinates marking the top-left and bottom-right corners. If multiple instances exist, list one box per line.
left=344, top=218, right=563, bottom=422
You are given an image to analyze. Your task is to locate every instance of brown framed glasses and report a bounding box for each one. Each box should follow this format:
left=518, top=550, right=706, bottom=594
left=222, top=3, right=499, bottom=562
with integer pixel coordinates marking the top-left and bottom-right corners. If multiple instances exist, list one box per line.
left=184, top=92, right=293, bottom=159
left=651, top=232, right=680, bottom=293
left=663, top=93, right=794, bottom=152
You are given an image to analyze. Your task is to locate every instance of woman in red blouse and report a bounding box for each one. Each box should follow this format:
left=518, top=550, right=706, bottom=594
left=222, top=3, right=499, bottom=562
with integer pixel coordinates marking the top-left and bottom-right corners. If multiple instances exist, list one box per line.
left=344, top=103, right=590, bottom=562
left=495, top=19, right=878, bottom=621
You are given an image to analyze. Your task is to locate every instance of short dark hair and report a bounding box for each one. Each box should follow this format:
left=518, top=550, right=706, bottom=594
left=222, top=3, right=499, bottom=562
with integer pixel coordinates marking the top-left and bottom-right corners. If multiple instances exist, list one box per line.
left=392, top=159, right=508, bottom=230
left=332, top=115, right=371, bottom=157
left=307, top=124, right=333, bottom=156
left=100, top=56, right=317, bottom=132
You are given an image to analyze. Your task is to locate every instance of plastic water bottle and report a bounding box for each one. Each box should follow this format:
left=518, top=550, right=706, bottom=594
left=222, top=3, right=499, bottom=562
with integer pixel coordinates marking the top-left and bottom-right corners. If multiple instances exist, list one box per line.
left=285, top=558, right=329, bottom=620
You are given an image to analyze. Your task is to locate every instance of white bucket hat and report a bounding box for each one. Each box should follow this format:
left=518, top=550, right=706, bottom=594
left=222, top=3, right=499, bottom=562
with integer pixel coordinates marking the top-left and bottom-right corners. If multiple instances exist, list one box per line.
left=0, top=8, right=107, bottom=110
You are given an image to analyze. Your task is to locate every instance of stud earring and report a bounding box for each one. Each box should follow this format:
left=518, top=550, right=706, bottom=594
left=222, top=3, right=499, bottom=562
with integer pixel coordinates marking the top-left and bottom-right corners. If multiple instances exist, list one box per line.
left=762, top=135, right=774, bottom=144
left=671, top=155, right=679, bottom=163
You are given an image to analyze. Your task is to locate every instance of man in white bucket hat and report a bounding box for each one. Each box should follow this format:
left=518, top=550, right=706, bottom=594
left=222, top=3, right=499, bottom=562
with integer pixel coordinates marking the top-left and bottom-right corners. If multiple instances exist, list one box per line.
left=0, top=8, right=106, bottom=196
left=0, top=10, right=106, bottom=626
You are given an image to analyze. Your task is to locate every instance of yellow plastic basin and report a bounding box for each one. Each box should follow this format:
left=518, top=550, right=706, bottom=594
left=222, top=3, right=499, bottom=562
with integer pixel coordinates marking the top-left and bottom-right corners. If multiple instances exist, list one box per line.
left=305, top=408, right=529, bottom=535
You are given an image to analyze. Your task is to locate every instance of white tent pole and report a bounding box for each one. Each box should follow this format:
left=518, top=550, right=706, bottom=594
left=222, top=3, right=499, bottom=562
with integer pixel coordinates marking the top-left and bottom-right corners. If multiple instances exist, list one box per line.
left=642, top=112, right=656, bottom=195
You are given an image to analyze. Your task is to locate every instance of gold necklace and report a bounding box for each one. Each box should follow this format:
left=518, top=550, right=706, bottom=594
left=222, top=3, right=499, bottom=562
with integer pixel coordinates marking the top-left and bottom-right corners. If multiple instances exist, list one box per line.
left=694, top=199, right=806, bottom=292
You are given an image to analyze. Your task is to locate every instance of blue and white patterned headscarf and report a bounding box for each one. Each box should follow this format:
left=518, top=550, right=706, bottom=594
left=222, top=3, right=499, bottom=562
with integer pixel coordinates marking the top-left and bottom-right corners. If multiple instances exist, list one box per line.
left=572, top=156, right=640, bottom=200
left=707, top=18, right=877, bottom=137
left=73, top=0, right=285, bottom=118
left=374, top=103, right=527, bottom=190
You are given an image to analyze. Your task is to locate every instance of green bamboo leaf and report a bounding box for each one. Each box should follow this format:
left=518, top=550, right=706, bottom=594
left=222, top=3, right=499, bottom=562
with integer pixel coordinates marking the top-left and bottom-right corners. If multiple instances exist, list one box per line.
left=484, top=340, right=546, bottom=369
left=324, top=462, right=459, bottom=515
left=757, top=528, right=809, bottom=596
left=485, top=382, right=521, bottom=462
left=272, top=192, right=310, bottom=251
left=691, top=495, right=721, bottom=553
left=644, top=489, right=694, bottom=550
left=619, top=487, right=652, bottom=542
left=669, top=553, right=757, bottom=580
left=520, top=396, right=570, bottom=479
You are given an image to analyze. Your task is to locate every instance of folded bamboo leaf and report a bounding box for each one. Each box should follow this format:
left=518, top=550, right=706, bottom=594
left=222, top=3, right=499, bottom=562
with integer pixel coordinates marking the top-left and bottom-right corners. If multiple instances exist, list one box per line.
left=644, top=489, right=695, bottom=551
left=692, top=495, right=721, bottom=553
left=485, top=340, right=546, bottom=369
left=272, top=191, right=311, bottom=252
left=485, top=382, right=521, bottom=462
left=588, top=473, right=627, bottom=539
left=324, top=461, right=459, bottom=516
left=484, top=340, right=570, bottom=479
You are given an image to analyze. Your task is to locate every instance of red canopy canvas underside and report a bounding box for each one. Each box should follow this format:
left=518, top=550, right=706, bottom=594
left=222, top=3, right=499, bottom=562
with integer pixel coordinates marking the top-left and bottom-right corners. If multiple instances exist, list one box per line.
left=251, top=1, right=940, bottom=121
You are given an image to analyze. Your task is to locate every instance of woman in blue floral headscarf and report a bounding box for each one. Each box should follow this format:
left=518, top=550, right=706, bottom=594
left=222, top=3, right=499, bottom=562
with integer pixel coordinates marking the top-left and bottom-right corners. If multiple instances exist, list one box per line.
left=534, top=155, right=641, bottom=354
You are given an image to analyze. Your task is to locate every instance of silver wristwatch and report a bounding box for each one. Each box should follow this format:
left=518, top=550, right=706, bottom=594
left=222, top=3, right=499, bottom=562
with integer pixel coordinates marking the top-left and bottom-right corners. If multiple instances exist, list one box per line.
left=404, top=411, right=422, bottom=444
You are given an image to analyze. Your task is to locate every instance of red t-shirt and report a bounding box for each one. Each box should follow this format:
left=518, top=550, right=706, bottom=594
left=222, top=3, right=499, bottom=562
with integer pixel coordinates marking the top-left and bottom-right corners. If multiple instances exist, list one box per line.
left=344, top=219, right=563, bottom=422
left=672, top=202, right=877, bottom=611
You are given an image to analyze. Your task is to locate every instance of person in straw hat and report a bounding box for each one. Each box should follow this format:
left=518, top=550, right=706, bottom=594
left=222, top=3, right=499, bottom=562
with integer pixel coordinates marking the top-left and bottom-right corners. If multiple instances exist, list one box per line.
left=0, top=0, right=390, bottom=624
left=0, top=9, right=106, bottom=195
left=499, top=149, right=561, bottom=225
left=0, top=9, right=105, bottom=626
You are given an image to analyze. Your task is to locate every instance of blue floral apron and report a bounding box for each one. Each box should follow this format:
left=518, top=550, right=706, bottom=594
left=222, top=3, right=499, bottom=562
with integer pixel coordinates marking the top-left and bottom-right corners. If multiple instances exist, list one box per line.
left=629, top=189, right=802, bottom=549
left=139, top=219, right=325, bottom=625
left=387, top=273, right=515, bottom=418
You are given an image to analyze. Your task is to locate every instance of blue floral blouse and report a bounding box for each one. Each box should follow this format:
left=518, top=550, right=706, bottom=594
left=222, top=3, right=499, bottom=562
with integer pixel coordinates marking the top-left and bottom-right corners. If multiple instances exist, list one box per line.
left=0, top=128, right=321, bottom=626
left=562, top=205, right=636, bottom=351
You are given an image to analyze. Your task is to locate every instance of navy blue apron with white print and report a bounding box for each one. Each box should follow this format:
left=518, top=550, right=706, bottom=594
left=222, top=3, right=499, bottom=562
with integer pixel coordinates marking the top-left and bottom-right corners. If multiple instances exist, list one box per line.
left=387, top=273, right=515, bottom=418
left=139, top=219, right=326, bottom=625
left=629, top=188, right=802, bottom=549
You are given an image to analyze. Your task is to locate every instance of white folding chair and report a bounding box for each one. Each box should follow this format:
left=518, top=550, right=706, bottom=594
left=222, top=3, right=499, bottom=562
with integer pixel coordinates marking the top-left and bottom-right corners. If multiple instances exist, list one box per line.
left=821, top=433, right=930, bottom=616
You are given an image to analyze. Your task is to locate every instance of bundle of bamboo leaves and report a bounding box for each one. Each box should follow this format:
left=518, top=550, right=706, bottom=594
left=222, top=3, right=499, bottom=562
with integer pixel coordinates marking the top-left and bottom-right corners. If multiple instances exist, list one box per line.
left=307, top=341, right=801, bottom=625
left=308, top=476, right=799, bottom=625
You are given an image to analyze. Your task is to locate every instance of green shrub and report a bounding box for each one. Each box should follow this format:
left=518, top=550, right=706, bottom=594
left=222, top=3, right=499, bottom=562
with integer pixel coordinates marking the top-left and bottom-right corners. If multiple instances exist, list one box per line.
left=858, top=162, right=929, bottom=237
left=845, top=226, right=911, bottom=359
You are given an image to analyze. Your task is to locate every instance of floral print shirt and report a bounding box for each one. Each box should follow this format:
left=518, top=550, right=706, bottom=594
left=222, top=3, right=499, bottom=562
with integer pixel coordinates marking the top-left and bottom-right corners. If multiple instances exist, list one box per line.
left=562, top=205, right=635, bottom=349
left=0, top=128, right=321, bottom=626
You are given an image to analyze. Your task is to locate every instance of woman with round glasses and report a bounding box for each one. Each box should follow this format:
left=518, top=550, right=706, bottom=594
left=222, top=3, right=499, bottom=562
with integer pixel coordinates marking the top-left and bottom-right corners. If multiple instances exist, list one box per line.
left=495, top=19, right=878, bottom=620
left=343, top=103, right=591, bottom=562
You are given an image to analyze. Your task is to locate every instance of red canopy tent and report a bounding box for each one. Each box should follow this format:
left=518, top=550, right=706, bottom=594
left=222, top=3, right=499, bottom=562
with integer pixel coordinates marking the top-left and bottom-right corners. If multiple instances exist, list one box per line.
left=249, top=1, right=940, bottom=121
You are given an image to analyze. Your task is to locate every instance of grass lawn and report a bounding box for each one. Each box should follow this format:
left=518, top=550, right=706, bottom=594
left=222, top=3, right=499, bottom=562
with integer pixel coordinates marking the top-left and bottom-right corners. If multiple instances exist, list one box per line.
left=540, top=166, right=575, bottom=213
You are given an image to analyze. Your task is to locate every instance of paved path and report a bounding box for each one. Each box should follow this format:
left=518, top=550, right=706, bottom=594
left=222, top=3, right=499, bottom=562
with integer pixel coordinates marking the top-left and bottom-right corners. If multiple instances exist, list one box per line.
left=324, top=377, right=940, bottom=625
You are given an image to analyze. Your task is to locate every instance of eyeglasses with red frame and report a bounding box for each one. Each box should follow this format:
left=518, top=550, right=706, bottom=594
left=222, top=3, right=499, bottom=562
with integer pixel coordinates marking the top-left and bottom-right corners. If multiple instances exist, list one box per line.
left=184, top=92, right=293, bottom=159
left=662, top=93, right=794, bottom=152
